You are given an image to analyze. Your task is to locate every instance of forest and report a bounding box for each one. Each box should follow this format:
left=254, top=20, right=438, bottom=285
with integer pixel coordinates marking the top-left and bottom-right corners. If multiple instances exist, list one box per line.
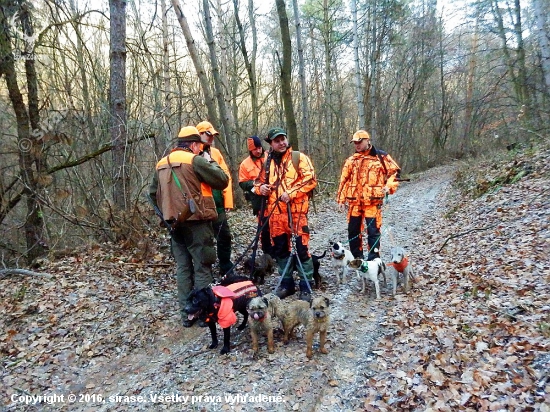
left=1, top=0, right=549, bottom=265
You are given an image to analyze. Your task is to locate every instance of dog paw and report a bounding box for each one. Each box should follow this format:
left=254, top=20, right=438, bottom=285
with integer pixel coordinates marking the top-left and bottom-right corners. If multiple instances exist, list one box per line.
left=268, top=347, right=275, bottom=354
left=306, top=351, right=313, bottom=359
left=220, top=346, right=230, bottom=355
left=237, top=324, right=246, bottom=331
left=320, top=348, right=329, bottom=354
left=209, top=341, right=219, bottom=350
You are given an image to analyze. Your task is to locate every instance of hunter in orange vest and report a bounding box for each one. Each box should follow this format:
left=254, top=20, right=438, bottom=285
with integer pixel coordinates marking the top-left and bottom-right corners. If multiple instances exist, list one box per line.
left=149, top=126, right=229, bottom=328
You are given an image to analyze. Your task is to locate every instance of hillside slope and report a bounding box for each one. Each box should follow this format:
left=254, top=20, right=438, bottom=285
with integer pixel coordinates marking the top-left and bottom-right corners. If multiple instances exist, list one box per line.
left=1, top=146, right=548, bottom=411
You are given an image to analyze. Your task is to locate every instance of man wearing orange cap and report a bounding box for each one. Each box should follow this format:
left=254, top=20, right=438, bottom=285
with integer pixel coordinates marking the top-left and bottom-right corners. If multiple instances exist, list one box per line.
left=149, top=126, right=229, bottom=327
left=238, top=135, right=273, bottom=256
left=336, top=130, right=400, bottom=260
left=196, top=121, right=234, bottom=277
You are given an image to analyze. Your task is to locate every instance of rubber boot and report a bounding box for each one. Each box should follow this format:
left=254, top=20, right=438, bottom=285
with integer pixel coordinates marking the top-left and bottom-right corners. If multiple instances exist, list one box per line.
left=275, top=257, right=295, bottom=299
left=297, top=258, right=314, bottom=302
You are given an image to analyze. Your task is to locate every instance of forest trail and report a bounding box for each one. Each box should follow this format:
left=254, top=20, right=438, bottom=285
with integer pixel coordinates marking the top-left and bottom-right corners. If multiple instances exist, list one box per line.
left=3, top=153, right=549, bottom=411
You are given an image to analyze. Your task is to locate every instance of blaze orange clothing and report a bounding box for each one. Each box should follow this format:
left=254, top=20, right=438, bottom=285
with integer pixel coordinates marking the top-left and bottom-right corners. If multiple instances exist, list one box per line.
left=255, top=148, right=316, bottom=245
left=155, top=149, right=222, bottom=222
left=337, top=148, right=400, bottom=226
left=388, top=256, right=409, bottom=273
left=211, top=281, right=258, bottom=329
left=210, top=147, right=234, bottom=209
left=238, top=153, right=265, bottom=183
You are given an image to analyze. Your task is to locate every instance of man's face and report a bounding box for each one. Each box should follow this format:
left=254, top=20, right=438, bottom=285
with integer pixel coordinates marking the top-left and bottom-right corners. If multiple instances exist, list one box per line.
left=269, top=135, right=288, bottom=153
left=200, top=131, right=215, bottom=146
left=189, top=141, right=202, bottom=154
left=250, top=146, right=263, bottom=157
left=353, top=138, right=372, bottom=153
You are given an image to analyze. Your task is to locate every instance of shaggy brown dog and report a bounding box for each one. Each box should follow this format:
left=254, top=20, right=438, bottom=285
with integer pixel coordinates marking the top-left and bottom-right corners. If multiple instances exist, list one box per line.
left=278, top=296, right=331, bottom=359
left=247, top=296, right=277, bottom=357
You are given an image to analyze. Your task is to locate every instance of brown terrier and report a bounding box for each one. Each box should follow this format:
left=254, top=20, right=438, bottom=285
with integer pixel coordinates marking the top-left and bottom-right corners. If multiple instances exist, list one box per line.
left=279, top=296, right=330, bottom=359
left=247, top=295, right=278, bottom=356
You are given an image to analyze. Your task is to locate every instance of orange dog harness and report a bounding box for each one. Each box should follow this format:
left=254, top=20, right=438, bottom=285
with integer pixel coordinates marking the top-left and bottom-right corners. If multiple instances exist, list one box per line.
left=209, top=281, right=258, bottom=329
left=388, top=256, right=409, bottom=273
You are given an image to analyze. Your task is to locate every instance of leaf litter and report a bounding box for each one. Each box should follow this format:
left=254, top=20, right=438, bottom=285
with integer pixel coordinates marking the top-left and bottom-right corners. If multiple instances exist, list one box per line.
left=1, top=146, right=549, bottom=411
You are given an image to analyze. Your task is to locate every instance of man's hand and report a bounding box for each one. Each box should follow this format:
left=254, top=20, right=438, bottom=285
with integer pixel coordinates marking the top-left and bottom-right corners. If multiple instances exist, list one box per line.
left=280, top=192, right=290, bottom=203
left=337, top=203, right=347, bottom=213
left=259, top=184, right=272, bottom=196
left=202, top=151, right=212, bottom=162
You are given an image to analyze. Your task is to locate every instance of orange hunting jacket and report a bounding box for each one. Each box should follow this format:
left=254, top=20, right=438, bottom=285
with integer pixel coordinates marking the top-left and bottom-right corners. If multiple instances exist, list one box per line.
left=238, top=153, right=266, bottom=184
left=210, top=147, right=234, bottom=209
left=255, top=148, right=317, bottom=217
left=337, top=149, right=400, bottom=207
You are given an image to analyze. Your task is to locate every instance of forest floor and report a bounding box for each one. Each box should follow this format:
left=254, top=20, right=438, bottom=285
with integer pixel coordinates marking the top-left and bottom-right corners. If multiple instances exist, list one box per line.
left=1, top=144, right=549, bottom=412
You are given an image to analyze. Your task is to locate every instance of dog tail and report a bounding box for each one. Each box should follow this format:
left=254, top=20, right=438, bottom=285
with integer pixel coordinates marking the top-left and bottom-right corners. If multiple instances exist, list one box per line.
left=314, top=250, right=327, bottom=259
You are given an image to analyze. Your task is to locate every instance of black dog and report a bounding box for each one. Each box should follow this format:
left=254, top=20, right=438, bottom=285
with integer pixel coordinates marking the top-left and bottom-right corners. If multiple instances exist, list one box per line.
left=185, top=276, right=260, bottom=354
left=311, top=250, right=327, bottom=289
left=243, top=253, right=275, bottom=285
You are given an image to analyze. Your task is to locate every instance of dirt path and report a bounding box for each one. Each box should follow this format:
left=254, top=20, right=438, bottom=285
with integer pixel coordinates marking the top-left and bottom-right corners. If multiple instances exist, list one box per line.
left=3, top=165, right=456, bottom=412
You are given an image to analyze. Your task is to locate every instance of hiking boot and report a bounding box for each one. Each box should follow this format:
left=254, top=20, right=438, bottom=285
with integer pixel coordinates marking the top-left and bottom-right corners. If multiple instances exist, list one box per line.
left=182, top=318, right=196, bottom=328
left=275, top=287, right=295, bottom=299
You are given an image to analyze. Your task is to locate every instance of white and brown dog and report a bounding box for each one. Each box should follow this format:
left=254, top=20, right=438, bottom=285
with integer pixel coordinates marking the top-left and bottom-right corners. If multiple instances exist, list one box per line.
left=331, top=242, right=355, bottom=284
left=388, top=246, right=415, bottom=295
left=348, top=258, right=386, bottom=299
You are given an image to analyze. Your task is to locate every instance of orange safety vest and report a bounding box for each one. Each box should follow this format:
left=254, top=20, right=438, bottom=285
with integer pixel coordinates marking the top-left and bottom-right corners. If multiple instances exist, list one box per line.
left=209, top=281, right=258, bottom=329
left=156, top=149, right=218, bottom=222
left=210, top=147, right=234, bottom=209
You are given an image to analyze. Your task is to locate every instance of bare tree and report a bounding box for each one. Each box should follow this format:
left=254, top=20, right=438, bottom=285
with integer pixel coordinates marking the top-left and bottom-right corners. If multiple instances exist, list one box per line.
left=533, top=0, right=550, bottom=94
left=292, top=0, right=309, bottom=153
left=171, top=0, right=217, bottom=122
left=109, top=0, right=128, bottom=211
left=275, top=0, right=298, bottom=148
left=351, top=0, right=365, bottom=128
left=233, top=0, right=259, bottom=134
left=0, top=2, right=48, bottom=264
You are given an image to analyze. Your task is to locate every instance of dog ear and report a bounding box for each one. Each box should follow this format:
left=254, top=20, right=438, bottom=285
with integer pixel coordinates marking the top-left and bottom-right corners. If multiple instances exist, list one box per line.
left=263, top=297, right=268, bottom=306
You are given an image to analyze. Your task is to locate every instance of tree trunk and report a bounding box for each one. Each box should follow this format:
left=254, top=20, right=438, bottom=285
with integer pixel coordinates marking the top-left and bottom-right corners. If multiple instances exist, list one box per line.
left=161, top=0, right=173, bottom=152
left=351, top=0, right=365, bottom=129
left=233, top=0, right=259, bottom=135
left=275, top=0, right=298, bottom=149
left=171, top=0, right=218, bottom=122
left=292, top=0, right=309, bottom=153
left=0, top=5, right=47, bottom=264
left=109, top=0, right=129, bottom=211
left=533, top=0, right=550, bottom=94
left=203, top=0, right=236, bottom=163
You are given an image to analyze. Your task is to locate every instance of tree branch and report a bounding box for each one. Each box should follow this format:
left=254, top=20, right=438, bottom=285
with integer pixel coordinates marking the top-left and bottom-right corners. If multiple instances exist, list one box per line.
left=438, top=225, right=497, bottom=253
left=0, top=268, right=52, bottom=279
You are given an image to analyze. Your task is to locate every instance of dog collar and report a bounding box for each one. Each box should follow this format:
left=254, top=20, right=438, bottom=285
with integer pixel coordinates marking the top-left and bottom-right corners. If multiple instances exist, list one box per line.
left=332, top=252, right=345, bottom=260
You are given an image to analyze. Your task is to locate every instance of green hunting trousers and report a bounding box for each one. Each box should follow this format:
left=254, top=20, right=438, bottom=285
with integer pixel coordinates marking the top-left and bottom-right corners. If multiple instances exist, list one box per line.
left=171, top=221, right=216, bottom=321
